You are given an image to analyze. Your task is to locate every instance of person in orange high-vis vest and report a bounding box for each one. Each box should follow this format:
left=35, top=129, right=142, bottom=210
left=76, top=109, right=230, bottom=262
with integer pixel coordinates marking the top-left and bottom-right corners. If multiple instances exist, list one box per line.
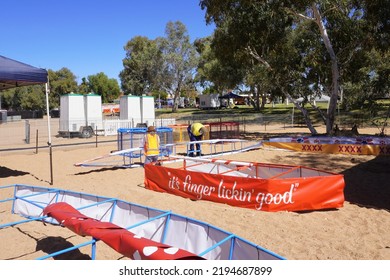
left=143, top=126, right=160, bottom=165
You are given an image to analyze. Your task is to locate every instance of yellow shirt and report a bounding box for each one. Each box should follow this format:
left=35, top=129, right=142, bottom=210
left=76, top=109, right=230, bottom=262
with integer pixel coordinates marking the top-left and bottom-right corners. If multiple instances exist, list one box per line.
left=144, top=133, right=160, bottom=156
left=191, top=123, right=204, bottom=136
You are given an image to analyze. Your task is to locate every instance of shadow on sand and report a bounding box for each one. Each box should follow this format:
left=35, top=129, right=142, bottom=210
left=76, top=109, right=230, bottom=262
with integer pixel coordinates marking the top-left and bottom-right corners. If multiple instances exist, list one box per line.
left=0, top=165, right=50, bottom=184
left=267, top=152, right=390, bottom=212
left=0, top=166, right=29, bottom=178
left=341, top=155, right=390, bottom=211
left=36, top=236, right=91, bottom=260
left=74, top=166, right=131, bottom=175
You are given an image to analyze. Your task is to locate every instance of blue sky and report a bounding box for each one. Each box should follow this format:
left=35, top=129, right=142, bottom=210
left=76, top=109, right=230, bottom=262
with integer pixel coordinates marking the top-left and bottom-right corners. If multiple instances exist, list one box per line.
left=1, top=0, right=215, bottom=84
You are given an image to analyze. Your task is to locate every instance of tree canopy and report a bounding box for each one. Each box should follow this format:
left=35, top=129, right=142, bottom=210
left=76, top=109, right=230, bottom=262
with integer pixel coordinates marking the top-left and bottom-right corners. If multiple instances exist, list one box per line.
left=2, top=6, right=388, bottom=135
left=119, top=36, right=163, bottom=96
left=120, top=21, right=198, bottom=112
left=83, top=72, right=120, bottom=103
left=200, top=0, right=390, bottom=134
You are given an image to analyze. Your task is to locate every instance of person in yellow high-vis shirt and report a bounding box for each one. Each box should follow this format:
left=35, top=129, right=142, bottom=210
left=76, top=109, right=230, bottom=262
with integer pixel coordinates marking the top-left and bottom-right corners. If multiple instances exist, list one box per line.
left=143, top=126, right=160, bottom=165
left=187, top=122, right=205, bottom=157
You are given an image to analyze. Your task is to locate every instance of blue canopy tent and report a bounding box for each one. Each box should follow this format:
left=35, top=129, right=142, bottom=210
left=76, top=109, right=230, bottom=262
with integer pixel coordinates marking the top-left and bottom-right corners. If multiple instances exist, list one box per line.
left=219, top=92, right=242, bottom=100
left=0, top=55, right=53, bottom=184
left=218, top=91, right=245, bottom=108
left=0, top=55, right=48, bottom=90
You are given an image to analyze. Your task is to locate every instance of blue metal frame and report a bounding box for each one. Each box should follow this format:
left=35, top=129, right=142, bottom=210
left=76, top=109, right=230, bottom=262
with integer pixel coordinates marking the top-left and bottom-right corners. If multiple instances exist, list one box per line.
left=0, top=184, right=285, bottom=260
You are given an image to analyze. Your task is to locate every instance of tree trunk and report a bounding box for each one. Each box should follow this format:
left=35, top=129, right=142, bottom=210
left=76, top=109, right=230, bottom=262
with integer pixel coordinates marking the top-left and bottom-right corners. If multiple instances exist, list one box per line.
left=285, top=92, right=318, bottom=135
left=312, top=4, right=340, bottom=135
left=172, top=90, right=179, bottom=113
left=261, top=92, right=267, bottom=109
left=252, top=85, right=261, bottom=111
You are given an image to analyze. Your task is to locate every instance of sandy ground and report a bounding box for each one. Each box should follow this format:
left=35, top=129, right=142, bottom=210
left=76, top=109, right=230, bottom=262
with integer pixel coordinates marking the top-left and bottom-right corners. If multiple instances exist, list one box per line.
left=0, top=125, right=389, bottom=260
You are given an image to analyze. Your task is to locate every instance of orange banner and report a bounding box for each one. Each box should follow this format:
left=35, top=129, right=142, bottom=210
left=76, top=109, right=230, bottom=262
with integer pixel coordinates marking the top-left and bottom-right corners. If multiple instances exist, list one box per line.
left=144, top=164, right=345, bottom=212
left=263, top=142, right=390, bottom=156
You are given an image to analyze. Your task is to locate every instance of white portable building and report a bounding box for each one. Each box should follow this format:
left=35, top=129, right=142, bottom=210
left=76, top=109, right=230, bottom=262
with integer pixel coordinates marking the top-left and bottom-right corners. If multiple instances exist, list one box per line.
left=84, top=94, right=103, bottom=130
left=59, top=93, right=102, bottom=137
left=59, top=94, right=85, bottom=133
left=120, top=95, right=155, bottom=126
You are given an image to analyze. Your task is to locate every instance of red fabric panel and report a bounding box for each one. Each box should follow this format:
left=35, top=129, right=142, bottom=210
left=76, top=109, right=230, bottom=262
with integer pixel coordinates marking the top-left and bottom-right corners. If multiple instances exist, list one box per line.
left=43, top=202, right=204, bottom=260
left=144, top=164, right=345, bottom=212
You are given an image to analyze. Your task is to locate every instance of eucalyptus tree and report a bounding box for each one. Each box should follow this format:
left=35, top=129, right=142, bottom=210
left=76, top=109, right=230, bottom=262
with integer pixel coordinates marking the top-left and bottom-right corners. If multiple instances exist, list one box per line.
left=18, top=85, right=46, bottom=110
left=159, top=21, right=199, bottom=112
left=86, top=72, right=120, bottom=103
left=120, top=36, right=163, bottom=96
left=200, top=1, right=303, bottom=116
left=1, top=68, right=77, bottom=111
left=48, top=68, right=78, bottom=109
left=194, top=36, right=246, bottom=95
left=78, top=77, right=90, bottom=94
left=200, top=0, right=390, bottom=135
left=340, top=1, right=390, bottom=114
left=245, top=64, right=273, bottom=111
left=1, top=85, right=46, bottom=110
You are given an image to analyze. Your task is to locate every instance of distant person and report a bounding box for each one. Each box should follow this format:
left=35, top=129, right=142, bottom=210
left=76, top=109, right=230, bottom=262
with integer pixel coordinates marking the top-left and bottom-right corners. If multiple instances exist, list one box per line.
left=143, top=126, right=160, bottom=165
left=187, top=123, right=206, bottom=157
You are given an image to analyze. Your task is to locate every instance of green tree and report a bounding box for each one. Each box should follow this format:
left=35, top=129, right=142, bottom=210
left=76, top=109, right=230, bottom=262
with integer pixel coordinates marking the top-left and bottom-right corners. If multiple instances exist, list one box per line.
left=159, top=21, right=199, bottom=112
left=48, top=68, right=78, bottom=109
left=120, top=36, right=163, bottom=95
left=194, top=36, right=245, bottom=95
left=1, top=85, right=46, bottom=110
left=87, top=72, right=120, bottom=103
left=200, top=0, right=390, bottom=134
left=78, top=77, right=90, bottom=94
left=19, top=85, right=46, bottom=110
left=3, top=68, right=77, bottom=111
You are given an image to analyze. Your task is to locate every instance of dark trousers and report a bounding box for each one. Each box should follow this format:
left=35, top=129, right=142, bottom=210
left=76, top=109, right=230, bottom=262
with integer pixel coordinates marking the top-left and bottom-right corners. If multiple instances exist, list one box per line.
left=187, top=125, right=202, bottom=156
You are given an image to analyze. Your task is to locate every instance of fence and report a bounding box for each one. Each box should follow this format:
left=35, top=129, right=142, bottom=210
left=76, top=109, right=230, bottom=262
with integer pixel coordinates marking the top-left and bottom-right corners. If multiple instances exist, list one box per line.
left=0, top=117, right=176, bottom=151
left=1, top=110, right=379, bottom=152
left=175, top=113, right=293, bottom=133
left=103, top=118, right=176, bottom=136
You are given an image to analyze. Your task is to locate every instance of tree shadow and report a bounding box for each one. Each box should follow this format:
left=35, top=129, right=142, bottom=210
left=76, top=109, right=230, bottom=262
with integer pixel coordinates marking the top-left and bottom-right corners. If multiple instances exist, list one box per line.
left=264, top=152, right=390, bottom=211
left=341, top=155, right=390, bottom=211
left=36, top=236, right=91, bottom=260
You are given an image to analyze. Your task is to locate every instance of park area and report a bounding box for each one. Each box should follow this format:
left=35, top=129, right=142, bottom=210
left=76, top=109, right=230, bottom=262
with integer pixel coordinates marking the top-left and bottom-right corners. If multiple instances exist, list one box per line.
left=1, top=118, right=389, bottom=260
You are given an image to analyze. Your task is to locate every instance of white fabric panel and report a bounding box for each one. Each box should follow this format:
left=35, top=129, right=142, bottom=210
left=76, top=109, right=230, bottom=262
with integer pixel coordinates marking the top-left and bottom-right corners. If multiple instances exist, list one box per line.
left=232, top=239, right=280, bottom=260
left=14, top=187, right=58, bottom=218
left=56, top=192, right=114, bottom=220
left=110, top=200, right=166, bottom=241
left=9, top=185, right=284, bottom=260
left=162, top=215, right=232, bottom=260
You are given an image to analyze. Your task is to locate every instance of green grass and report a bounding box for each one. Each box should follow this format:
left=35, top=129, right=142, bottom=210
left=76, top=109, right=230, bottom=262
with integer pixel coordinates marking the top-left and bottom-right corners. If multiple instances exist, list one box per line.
left=156, top=100, right=389, bottom=129
left=155, top=103, right=323, bottom=121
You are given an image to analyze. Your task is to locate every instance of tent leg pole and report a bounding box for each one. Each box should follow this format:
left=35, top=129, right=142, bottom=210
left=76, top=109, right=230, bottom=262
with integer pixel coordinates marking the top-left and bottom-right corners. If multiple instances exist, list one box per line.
left=49, top=144, right=53, bottom=185
left=45, top=82, right=53, bottom=185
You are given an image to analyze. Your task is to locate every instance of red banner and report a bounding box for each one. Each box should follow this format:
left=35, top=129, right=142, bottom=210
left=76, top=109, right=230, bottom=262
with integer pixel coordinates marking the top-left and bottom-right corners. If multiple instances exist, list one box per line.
left=144, top=164, right=345, bottom=212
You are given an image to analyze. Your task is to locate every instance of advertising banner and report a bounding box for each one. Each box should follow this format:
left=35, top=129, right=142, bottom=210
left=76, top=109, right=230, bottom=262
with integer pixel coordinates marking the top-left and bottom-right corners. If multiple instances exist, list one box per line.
left=264, top=137, right=390, bottom=156
left=144, top=164, right=345, bottom=212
